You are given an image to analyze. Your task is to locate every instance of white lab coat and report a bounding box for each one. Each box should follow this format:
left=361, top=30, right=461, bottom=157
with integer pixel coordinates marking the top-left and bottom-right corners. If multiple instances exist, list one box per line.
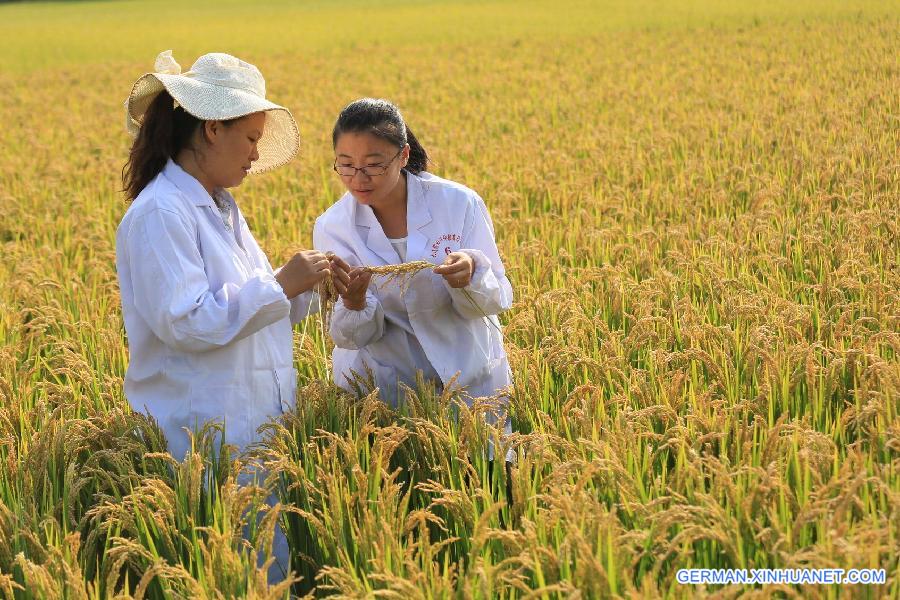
left=115, top=159, right=316, bottom=462
left=313, top=170, right=513, bottom=406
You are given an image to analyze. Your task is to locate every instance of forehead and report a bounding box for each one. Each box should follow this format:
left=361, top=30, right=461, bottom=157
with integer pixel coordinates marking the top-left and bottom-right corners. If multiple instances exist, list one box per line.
left=334, top=131, right=397, bottom=156
left=235, top=111, right=266, bottom=131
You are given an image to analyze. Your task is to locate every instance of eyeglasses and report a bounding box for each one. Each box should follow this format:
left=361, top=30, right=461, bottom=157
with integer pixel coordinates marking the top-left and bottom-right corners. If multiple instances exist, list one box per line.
left=333, top=147, right=404, bottom=177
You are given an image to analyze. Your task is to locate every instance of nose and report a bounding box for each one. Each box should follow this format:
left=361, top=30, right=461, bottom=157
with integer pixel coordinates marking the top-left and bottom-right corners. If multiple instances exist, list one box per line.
left=351, top=169, right=372, bottom=182
left=249, top=144, right=260, bottom=163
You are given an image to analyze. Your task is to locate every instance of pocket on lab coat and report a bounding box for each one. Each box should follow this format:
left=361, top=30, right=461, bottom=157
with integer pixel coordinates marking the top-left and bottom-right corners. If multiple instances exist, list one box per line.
left=187, top=384, right=251, bottom=450
left=275, top=367, right=297, bottom=414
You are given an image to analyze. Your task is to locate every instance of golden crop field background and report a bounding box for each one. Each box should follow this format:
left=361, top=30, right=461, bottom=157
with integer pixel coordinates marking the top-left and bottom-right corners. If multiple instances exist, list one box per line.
left=0, top=0, right=898, bottom=597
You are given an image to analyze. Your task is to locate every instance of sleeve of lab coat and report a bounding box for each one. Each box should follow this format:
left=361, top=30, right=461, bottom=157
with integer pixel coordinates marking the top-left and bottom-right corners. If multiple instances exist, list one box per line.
left=329, top=293, right=385, bottom=349
left=312, top=215, right=385, bottom=349
left=287, top=290, right=320, bottom=325
left=444, top=193, right=514, bottom=319
left=125, top=207, right=291, bottom=353
left=237, top=209, right=319, bottom=326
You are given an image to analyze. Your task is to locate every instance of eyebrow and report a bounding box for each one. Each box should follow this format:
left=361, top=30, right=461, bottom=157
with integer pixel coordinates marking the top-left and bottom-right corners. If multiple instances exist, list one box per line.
left=336, top=152, right=386, bottom=159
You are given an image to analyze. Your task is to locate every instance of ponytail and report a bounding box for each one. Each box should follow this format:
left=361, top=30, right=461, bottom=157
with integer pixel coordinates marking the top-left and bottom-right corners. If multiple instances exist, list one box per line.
left=403, top=126, right=428, bottom=174
left=122, top=90, right=202, bottom=201
left=332, top=98, right=429, bottom=175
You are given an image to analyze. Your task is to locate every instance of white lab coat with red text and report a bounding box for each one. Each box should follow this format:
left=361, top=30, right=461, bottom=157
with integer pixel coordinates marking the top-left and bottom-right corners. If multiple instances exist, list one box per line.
left=313, top=170, right=513, bottom=406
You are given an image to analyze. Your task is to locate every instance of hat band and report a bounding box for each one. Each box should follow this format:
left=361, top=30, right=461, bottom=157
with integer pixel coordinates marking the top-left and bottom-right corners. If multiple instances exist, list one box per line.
left=181, top=71, right=266, bottom=99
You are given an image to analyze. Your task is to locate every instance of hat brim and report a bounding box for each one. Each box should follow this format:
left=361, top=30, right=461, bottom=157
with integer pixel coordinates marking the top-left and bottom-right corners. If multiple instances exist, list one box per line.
left=126, top=72, right=300, bottom=175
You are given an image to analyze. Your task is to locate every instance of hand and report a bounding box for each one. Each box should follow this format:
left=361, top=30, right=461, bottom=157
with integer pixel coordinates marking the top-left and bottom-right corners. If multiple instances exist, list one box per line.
left=433, top=251, right=474, bottom=288
left=275, top=250, right=331, bottom=299
left=329, top=254, right=372, bottom=311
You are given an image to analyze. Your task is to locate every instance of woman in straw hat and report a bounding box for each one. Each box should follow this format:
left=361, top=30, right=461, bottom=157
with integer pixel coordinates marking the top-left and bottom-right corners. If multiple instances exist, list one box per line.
left=116, top=50, right=324, bottom=582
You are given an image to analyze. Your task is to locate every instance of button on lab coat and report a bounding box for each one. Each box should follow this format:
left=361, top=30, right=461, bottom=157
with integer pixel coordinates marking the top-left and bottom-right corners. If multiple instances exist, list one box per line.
left=313, top=171, right=513, bottom=405
left=116, top=160, right=316, bottom=461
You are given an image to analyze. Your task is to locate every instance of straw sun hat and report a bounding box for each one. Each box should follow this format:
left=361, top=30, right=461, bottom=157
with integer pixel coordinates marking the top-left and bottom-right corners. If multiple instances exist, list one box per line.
left=125, top=50, right=300, bottom=174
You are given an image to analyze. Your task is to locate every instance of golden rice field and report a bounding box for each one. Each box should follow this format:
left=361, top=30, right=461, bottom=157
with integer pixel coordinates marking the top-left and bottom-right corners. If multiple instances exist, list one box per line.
left=0, top=0, right=898, bottom=597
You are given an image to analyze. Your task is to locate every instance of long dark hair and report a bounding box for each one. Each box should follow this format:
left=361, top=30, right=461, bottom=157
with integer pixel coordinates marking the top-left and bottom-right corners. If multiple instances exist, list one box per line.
left=122, top=91, right=205, bottom=201
left=331, top=98, right=429, bottom=174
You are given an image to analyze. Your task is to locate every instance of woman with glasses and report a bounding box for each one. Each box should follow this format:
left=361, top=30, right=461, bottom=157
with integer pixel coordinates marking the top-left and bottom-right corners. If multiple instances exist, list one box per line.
left=313, top=98, right=513, bottom=416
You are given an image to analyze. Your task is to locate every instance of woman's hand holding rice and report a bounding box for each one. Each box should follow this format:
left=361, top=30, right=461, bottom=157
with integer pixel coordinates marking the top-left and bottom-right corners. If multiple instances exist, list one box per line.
left=433, top=251, right=474, bottom=288
left=329, top=254, right=372, bottom=310
left=275, top=249, right=331, bottom=298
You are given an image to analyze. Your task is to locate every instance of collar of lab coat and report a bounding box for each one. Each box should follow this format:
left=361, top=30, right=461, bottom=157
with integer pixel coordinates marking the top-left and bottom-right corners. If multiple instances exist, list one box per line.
left=353, top=171, right=433, bottom=264
left=161, top=159, right=251, bottom=266
left=162, top=159, right=217, bottom=208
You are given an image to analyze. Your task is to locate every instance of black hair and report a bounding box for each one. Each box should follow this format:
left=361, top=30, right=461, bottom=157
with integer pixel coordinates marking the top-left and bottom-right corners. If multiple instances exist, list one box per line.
left=122, top=91, right=238, bottom=201
left=331, top=98, right=428, bottom=174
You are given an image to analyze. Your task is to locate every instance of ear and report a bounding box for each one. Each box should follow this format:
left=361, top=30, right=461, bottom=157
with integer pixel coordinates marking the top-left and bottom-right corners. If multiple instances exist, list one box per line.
left=202, top=120, right=221, bottom=145
left=401, top=143, right=411, bottom=167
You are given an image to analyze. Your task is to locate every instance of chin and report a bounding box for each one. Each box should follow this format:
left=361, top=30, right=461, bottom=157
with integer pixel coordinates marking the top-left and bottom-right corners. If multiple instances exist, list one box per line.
left=352, top=190, right=380, bottom=205
left=227, top=174, right=248, bottom=188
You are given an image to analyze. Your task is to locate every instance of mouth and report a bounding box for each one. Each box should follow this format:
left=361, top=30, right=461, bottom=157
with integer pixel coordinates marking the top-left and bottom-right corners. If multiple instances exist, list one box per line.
left=353, top=189, right=373, bottom=196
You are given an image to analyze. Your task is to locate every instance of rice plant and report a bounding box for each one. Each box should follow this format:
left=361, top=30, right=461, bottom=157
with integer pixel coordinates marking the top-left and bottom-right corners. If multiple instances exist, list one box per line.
left=0, top=0, right=897, bottom=597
